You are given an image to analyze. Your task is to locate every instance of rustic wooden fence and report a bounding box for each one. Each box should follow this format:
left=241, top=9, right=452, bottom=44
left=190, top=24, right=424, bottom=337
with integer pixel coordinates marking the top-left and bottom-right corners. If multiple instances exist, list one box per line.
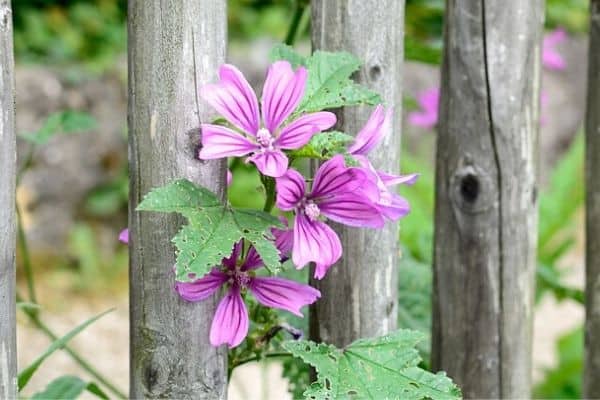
left=1, top=0, right=600, bottom=399
left=0, top=1, right=16, bottom=399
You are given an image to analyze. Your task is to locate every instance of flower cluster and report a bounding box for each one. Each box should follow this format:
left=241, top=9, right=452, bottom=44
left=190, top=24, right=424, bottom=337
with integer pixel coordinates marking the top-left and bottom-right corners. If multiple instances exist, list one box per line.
left=171, top=60, right=415, bottom=347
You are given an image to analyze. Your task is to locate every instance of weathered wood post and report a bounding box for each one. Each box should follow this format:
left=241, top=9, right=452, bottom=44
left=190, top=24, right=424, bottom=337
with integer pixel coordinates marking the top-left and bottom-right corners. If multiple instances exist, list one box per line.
left=128, top=1, right=227, bottom=398
left=0, top=1, right=16, bottom=398
left=432, top=1, right=543, bottom=398
left=585, top=1, right=600, bottom=397
left=309, top=0, right=404, bottom=346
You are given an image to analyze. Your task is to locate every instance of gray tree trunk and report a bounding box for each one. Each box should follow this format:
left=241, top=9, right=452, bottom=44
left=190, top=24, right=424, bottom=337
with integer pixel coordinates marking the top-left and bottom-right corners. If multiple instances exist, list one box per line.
left=585, top=1, right=600, bottom=398
left=432, top=1, right=543, bottom=398
left=0, top=1, right=16, bottom=398
left=128, top=1, right=227, bottom=398
left=309, top=0, right=404, bottom=347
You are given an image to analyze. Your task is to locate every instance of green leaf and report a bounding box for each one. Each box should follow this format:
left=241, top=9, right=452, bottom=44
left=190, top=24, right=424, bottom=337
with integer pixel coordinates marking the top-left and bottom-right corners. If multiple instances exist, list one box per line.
left=16, top=301, right=41, bottom=312
left=269, top=43, right=307, bottom=68
left=18, top=309, right=113, bottom=391
left=19, top=111, right=97, bottom=145
left=283, top=330, right=461, bottom=400
left=31, top=375, right=109, bottom=400
left=289, top=131, right=354, bottom=160
left=296, top=51, right=381, bottom=113
left=138, top=179, right=284, bottom=281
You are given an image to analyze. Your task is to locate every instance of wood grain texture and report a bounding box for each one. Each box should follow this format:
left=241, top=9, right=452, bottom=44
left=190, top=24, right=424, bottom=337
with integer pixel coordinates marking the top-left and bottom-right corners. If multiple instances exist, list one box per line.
left=432, top=0, right=542, bottom=398
left=309, top=0, right=404, bottom=347
left=128, top=1, right=227, bottom=398
left=585, top=1, right=600, bottom=398
left=0, top=1, right=16, bottom=398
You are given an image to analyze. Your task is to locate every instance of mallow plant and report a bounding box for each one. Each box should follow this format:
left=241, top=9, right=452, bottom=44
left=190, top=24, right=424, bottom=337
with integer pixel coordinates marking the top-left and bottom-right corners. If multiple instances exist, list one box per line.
left=136, top=44, right=461, bottom=399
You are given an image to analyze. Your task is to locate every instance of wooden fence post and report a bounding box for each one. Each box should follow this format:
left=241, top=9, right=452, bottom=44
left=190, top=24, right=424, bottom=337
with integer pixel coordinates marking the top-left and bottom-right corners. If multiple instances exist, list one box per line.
left=309, top=0, right=404, bottom=346
left=0, top=1, right=16, bottom=398
left=128, top=1, right=227, bottom=398
left=432, top=1, right=543, bottom=398
left=585, top=0, right=600, bottom=397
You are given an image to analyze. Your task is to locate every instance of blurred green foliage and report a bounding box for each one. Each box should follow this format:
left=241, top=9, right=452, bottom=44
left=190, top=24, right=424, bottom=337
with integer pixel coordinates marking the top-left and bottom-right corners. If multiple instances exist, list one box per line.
left=12, top=0, right=591, bottom=69
left=534, top=326, right=583, bottom=399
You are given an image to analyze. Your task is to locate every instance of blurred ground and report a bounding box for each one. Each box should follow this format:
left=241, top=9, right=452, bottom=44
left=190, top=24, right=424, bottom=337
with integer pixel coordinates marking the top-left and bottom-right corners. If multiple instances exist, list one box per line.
left=16, top=35, right=587, bottom=398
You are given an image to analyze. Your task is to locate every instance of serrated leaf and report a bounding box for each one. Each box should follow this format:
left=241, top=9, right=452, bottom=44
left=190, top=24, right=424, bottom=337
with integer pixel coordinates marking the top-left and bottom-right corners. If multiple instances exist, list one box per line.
left=296, top=51, right=382, bottom=114
left=290, top=131, right=354, bottom=160
left=31, top=375, right=109, bottom=400
left=269, top=44, right=307, bottom=68
left=283, top=330, right=461, bottom=400
left=138, top=180, right=284, bottom=281
left=137, top=178, right=221, bottom=216
left=19, top=111, right=97, bottom=145
left=18, top=309, right=113, bottom=391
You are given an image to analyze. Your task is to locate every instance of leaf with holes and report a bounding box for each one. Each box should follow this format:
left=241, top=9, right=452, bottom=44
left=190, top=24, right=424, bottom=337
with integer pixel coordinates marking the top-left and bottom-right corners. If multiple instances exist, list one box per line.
left=283, top=330, right=462, bottom=400
left=137, top=179, right=283, bottom=281
left=269, top=46, right=381, bottom=114
left=269, top=44, right=307, bottom=68
left=289, top=131, right=354, bottom=160
left=297, top=51, right=381, bottom=114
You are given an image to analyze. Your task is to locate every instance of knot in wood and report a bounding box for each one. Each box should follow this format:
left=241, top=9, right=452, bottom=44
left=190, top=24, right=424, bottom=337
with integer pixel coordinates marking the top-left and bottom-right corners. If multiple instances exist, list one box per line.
left=450, top=165, right=494, bottom=214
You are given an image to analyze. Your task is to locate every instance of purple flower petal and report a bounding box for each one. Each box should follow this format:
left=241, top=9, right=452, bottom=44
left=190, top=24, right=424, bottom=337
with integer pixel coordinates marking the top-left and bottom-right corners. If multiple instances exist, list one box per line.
left=543, top=28, right=567, bottom=71
left=276, top=169, right=306, bottom=211
left=222, top=241, right=242, bottom=269
left=272, top=217, right=293, bottom=259
left=227, top=170, right=233, bottom=186
left=408, top=87, right=440, bottom=129
left=276, top=112, right=337, bottom=149
left=247, top=149, right=289, bottom=177
left=377, top=171, right=419, bottom=187
left=319, top=193, right=385, bottom=228
left=377, top=192, right=410, bottom=221
left=199, top=124, right=258, bottom=160
left=209, top=286, right=249, bottom=348
left=118, top=228, right=129, bottom=244
left=292, top=213, right=341, bottom=279
left=201, top=64, right=260, bottom=135
left=310, top=155, right=366, bottom=198
left=175, top=269, right=228, bottom=302
left=348, top=105, right=390, bottom=156
left=241, top=246, right=263, bottom=271
left=249, top=276, right=320, bottom=316
left=261, top=61, right=308, bottom=133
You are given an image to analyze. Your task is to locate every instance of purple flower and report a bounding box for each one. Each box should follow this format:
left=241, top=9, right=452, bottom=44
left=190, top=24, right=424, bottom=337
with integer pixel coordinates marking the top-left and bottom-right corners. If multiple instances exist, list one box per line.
left=276, top=155, right=383, bottom=279
left=118, top=228, right=129, bottom=244
left=543, top=28, right=567, bottom=71
left=407, top=87, right=440, bottom=129
left=199, top=62, right=337, bottom=177
left=349, top=106, right=418, bottom=221
left=175, top=241, right=320, bottom=348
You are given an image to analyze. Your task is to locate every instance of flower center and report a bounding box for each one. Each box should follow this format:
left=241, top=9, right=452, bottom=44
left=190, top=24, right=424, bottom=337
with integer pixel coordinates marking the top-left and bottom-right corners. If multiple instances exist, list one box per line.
left=228, top=269, right=251, bottom=288
left=304, top=202, right=321, bottom=221
left=256, top=128, right=274, bottom=149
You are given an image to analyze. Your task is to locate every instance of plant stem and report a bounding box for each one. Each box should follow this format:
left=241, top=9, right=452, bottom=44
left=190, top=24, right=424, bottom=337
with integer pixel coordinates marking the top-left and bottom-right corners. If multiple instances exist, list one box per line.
left=16, top=204, right=37, bottom=308
left=284, top=1, right=308, bottom=46
left=16, top=292, right=127, bottom=399
left=261, top=175, right=276, bottom=213
left=230, top=352, right=292, bottom=377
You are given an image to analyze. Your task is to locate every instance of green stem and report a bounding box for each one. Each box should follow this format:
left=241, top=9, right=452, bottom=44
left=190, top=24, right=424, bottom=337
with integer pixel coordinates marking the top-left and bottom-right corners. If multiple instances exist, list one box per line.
left=230, top=352, right=292, bottom=379
left=16, top=292, right=127, bottom=399
left=261, top=175, right=276, bottom=213
left=16, top=204, right=37, bottom=308
left=284, top=1, right=308, bottom=46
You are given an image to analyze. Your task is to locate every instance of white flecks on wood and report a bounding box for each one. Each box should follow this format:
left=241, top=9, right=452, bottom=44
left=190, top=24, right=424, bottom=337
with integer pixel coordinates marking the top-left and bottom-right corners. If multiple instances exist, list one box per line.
left=432, top=1, right=543, bottom=398
left=0, top=0, right=16, bottom=398
left=309, top=0, right=404, bottom=347
left=128, top=1, right=227, bottom=398
left=585, top=1, right=600, bottom=398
